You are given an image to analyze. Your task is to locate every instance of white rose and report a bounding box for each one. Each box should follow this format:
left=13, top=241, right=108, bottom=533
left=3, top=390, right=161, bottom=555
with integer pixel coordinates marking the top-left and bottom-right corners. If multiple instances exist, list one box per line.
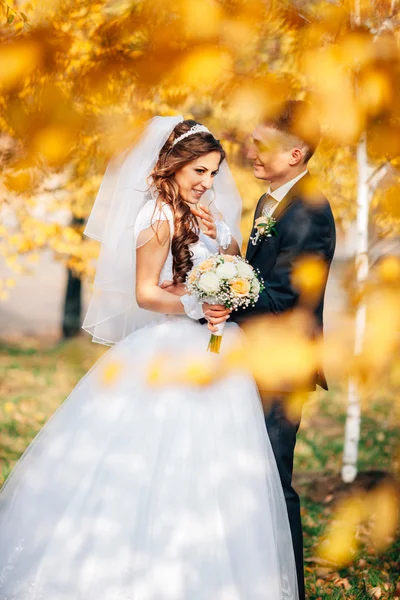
left=198, top=271, right=220, bottom=294
left=236, top=261, right=254, bottom=279
left=216, top=262, right=237, bottom=281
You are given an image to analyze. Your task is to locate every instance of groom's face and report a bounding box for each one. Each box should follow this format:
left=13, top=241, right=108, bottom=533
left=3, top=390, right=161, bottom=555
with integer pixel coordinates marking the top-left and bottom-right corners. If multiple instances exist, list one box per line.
left=247, top=125, right=297, bottom=183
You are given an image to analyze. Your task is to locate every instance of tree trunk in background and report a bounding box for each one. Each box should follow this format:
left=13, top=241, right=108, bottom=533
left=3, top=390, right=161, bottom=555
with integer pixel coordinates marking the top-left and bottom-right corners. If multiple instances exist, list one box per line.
left=62, top=269, right=82, bottom=338
left=342, top=137, right=369, bottom=483
left=62, top=217, right=84, bottom=339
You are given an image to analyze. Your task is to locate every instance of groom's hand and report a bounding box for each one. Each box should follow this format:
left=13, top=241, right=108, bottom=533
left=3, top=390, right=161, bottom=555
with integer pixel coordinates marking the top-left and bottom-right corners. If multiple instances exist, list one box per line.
left=160, top=280, right=186, bottom=296
left=203, top=303, right=231, bottom=332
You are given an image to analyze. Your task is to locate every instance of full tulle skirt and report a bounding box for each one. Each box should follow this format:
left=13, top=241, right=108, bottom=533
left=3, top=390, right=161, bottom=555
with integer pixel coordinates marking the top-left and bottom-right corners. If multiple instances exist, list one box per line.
left=0, top=318, right=298, bottom=600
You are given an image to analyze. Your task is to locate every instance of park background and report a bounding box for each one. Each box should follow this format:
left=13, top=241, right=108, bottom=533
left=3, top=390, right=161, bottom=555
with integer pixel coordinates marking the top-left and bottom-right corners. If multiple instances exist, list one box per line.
left=0, top=0, right=399, bottom=598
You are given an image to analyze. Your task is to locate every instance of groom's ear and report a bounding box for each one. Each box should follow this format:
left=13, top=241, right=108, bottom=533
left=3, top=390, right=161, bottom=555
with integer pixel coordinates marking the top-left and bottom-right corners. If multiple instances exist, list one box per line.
left=288, top=147, right=304, bottom=166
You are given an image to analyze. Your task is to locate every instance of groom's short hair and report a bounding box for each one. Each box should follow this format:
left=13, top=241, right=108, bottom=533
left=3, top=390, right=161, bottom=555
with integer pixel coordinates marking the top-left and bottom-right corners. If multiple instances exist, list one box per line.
left=264, top=100, right=321, bottom=163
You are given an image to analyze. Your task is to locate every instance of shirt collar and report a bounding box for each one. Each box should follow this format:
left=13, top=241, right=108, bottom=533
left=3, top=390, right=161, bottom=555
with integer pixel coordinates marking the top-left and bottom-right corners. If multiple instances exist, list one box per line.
left=267, top=170, right=308, bottom=203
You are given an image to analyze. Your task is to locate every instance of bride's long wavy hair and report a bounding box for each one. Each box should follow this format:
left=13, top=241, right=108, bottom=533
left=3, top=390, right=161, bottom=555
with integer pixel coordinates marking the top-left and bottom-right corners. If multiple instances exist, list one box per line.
left=150, top=120, right=225, bottom=283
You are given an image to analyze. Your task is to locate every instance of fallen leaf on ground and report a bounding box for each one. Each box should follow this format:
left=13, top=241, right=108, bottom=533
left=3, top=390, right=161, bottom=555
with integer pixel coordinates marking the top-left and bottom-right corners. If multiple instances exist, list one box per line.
left=316, top=567, right=333, bottom=578
left=334, top=577, right=352, bottom=591
left=369, top=586, right=382, bottom=599
left=305, top=556, right=337, bottom=566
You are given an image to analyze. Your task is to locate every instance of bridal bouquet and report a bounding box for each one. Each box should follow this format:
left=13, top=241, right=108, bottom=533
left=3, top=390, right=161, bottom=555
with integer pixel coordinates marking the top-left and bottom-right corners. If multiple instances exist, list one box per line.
left=185, top=254, right=264, bottom=353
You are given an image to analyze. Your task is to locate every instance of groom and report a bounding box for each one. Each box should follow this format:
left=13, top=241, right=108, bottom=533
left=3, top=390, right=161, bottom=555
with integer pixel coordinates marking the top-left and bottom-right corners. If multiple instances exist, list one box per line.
left=205, top=100, right=336, bottom=599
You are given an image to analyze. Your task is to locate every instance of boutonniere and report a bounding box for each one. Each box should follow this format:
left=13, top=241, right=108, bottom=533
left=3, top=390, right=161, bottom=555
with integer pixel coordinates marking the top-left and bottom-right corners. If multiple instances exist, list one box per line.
left=250, top=216, right=277, bottom=246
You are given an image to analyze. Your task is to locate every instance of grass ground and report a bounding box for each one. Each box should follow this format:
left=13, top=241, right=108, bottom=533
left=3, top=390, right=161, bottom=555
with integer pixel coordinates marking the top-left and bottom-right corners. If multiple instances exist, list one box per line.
left=0, top=336, right=399, bottom=599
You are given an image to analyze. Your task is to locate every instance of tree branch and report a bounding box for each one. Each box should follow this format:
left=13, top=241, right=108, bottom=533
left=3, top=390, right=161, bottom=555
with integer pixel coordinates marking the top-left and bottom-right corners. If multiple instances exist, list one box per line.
left=367, top=162, right=390, bottom=189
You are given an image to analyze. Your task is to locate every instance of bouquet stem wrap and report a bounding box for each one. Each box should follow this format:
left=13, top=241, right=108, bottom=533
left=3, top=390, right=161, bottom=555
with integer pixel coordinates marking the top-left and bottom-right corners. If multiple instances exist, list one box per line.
left=207, top=319, right=226, bottom=355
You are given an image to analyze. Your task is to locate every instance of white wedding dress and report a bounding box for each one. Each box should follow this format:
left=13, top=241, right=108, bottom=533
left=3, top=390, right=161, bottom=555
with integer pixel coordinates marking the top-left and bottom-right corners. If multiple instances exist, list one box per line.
left=0, top=201, right=298, bottom=600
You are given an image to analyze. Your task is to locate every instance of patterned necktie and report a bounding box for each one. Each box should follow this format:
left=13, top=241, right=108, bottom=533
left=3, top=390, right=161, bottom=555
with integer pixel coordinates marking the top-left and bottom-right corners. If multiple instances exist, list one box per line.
left=262, top=194, right=278, bottom=218
left=255, top=193, right=278, bottom=220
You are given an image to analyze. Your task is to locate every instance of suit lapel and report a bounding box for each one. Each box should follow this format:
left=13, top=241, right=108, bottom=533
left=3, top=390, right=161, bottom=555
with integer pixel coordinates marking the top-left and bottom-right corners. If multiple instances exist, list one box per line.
left=271, top=172, right=312, bottom=221
left=246, top=173, right=313, bottom=263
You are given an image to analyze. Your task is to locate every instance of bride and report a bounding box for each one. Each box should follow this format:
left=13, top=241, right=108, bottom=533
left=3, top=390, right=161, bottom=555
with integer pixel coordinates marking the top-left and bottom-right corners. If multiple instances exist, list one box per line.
left=0, top=116, right=298, bottom=600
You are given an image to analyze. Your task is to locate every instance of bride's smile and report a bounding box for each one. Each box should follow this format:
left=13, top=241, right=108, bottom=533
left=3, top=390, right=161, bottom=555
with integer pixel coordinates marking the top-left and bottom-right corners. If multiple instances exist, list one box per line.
left=173, top=152, right=221, bottom=205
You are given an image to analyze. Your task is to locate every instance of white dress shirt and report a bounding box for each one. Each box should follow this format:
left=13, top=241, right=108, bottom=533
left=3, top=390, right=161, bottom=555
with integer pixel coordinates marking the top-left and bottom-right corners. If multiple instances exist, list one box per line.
left=267, top=170, right=308, bottom=215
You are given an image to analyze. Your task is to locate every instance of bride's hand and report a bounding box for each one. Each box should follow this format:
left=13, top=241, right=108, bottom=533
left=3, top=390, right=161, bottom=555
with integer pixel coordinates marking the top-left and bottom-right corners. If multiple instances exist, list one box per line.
left=204, top=303, right=231, bottom=332
left=160, top=280, right=186, bottom=296
left=191, top=204, right=217, bottom=240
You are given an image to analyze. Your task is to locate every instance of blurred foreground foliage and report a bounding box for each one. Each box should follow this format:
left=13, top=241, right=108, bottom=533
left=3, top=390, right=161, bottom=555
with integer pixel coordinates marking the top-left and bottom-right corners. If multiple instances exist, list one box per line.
left=1, top=2, right=399, bottom=595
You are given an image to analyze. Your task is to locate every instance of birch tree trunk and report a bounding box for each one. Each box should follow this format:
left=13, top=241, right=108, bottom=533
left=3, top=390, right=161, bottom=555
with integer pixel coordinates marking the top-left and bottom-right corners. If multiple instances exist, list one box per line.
left=341, top=0, right=393, bottom=481
left=341, top=137, right=370, bottom=483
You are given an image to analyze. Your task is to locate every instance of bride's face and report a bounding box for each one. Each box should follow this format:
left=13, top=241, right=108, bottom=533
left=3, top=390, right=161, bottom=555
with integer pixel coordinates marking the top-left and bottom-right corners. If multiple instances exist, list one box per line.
left=174, top=151, right=221, bottom=205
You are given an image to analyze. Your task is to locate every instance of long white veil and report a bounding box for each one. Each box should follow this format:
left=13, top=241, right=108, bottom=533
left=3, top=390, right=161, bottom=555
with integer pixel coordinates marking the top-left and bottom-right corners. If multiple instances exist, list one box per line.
left=82, top=115, right=243, bottom=346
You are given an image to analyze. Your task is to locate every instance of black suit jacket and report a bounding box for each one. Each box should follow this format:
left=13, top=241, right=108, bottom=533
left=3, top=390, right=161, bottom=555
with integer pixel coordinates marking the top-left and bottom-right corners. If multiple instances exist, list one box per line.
left=232, top=173, right=336, bottom=392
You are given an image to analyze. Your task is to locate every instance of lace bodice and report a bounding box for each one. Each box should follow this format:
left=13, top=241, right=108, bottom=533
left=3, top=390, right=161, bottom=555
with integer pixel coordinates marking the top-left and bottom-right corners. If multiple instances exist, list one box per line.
left=134, top=200, right=219, bottom=283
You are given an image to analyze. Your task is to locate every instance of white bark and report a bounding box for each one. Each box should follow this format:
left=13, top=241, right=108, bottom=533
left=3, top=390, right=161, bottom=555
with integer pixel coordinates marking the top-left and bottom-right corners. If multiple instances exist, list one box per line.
left=341, top=0, right=395, bottom=484
left=341, top=137, right=369, bottom=483
left=353, top=0, right=361, bottom=26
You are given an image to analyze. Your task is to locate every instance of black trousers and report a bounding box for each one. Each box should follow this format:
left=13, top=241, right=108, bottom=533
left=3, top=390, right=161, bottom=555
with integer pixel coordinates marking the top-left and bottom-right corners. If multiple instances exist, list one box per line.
left=261, top=393, right=305, bottom=600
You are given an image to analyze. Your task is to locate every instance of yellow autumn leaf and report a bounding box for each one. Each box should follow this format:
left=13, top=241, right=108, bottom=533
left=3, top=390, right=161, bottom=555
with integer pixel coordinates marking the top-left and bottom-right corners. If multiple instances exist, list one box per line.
left=358, top=69, right=393, bottom=116
left=63, top=228, right=82, bottom=244
left=378, top=256, right=400, bottom=283
left=175, top=46, right=233, bottom=90
left=340, top=31, right=375, bottom=69
left=285, top=392, right=309, bottom=423
left=317, top=495, right=364, bottom=566
left=100, top=360, right=124, bottom=387
left=32, top=125, right=76, bottom=165
left=303, top=46, right=365, bottom=142
left=147, top=355, right=167, bottom=386
left=242, top=311, right=318, bottom=390
left=291, top=255, right=328, bottom=306
left=0, top=40, right=43, bottom=90
left=367, top=483, right=400, bottom=552
left=182, top=0, right=222, bottom=41
left=220, top=19, right=254, bottom=49
left=183, top=359, right=214, bottom=386
left=322, top=326, right=354, bottom=379
left=227, top=77, right=289, bottom=128
left=4, top=164, right=37, bottom=193
left=360, top=290, right=400, bottom=372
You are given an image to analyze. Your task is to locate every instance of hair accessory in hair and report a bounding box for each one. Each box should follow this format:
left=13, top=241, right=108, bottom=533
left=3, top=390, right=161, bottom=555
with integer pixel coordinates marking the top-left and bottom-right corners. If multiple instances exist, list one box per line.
left=172, top=124, right=211, bottom=147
